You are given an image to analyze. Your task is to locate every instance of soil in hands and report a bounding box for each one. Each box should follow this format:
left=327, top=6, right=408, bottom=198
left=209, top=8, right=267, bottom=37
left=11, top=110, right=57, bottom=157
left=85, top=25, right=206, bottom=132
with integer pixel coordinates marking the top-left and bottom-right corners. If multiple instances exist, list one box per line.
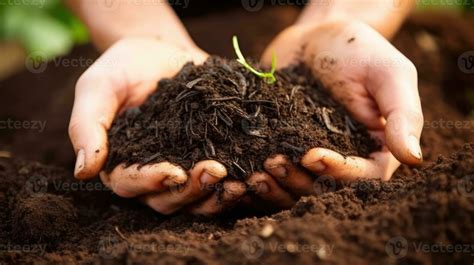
left=105, top=57, right=379, bottom=178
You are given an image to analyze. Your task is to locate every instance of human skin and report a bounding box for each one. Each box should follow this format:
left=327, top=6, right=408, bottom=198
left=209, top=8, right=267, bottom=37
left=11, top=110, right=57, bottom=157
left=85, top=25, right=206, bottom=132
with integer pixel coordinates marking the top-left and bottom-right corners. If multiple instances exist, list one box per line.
left=67, top=0, right=422, bottom=215
left=251, top=0, right=423, bottom=206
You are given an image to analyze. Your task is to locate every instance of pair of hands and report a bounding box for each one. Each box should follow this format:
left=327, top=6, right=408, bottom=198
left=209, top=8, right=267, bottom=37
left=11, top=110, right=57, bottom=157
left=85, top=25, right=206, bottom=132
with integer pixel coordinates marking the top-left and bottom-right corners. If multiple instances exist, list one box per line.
left=69, top=20, right=423, bottom=216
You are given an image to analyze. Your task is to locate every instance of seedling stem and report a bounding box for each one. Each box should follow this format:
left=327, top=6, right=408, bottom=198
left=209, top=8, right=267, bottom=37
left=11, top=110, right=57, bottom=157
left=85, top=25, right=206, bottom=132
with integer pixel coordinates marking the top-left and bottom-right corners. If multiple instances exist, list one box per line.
left=232, top=36, right=277, bottom=84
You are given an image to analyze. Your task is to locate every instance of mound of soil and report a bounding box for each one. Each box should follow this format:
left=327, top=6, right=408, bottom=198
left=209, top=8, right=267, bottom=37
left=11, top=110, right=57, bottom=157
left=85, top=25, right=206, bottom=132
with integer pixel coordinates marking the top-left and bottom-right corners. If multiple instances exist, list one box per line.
left=12, top=194, right=78, bottom=244
left=106, top=57, right=378, bottom=178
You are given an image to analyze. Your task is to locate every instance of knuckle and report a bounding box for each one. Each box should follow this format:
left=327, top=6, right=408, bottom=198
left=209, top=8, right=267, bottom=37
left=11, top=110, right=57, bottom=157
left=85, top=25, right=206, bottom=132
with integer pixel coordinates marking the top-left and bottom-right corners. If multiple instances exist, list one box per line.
left=68, top=120, right=81, bottom=140
left=399, top=57, right=418, bottom=81
left=76, top=70, right=101, bottom=92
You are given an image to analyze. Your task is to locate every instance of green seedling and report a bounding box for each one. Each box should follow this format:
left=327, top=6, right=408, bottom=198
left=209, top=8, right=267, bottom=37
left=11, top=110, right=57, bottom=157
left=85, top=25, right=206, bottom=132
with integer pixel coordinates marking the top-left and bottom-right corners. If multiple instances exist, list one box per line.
left=232, top=35, right=277, bottom=84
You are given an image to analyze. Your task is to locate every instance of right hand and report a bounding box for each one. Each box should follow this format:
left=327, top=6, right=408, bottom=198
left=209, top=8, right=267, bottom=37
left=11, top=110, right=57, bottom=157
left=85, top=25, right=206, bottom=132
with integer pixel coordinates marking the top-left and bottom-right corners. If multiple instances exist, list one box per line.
left=69, top=37, right=245, bottom=215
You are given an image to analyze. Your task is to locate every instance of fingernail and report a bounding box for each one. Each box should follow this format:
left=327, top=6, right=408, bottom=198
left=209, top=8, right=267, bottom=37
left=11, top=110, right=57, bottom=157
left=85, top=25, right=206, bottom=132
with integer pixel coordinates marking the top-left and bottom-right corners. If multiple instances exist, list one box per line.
left=74, top=149, right=85, bottom=177
left=269, top=166, right=287, bottom=178
left=408, top=135, right=423, bottom=160
left=163, top=175, right=184, bottom=187
left=200, top=171, right=220, bottom=185
left=312, top=161, right=326, bottom=172
left=255, top=182, right=270, bottom=194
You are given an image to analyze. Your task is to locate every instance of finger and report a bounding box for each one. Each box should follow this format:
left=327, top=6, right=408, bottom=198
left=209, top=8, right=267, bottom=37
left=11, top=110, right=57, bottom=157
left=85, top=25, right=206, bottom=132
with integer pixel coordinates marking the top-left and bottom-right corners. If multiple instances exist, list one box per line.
left=260, top=26, right=306, bottom=68
left=140, top=160, right=226, bottom=215
left=69, top=67, right=126, bottom=180
left=301, top=147, right=400, bottom=181
left=330, top=83, right=386, bottom=130
left=367, top=46, right=424, bottom=165
left=247, top=172, right=295, bottom=209
left=264, top=155, right=315, bottom=196
left=100, top=162, right=188, bottom=198
left=188, top=180, right=247, bottom=216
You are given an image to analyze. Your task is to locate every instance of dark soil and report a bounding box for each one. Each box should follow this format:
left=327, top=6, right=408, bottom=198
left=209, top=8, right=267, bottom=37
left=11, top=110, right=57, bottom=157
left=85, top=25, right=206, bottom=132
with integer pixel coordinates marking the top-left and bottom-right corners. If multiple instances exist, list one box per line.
left=0, top=7, right=473, bottom=265
left=106, top=57, right=378, bottom=178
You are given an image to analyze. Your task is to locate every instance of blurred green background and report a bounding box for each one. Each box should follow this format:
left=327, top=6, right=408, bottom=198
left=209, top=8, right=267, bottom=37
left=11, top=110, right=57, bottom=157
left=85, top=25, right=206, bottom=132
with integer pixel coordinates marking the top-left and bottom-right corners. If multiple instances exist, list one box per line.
left=0, top=0, right=88, bottom=60
left=0, top=0, right=473, bottom=59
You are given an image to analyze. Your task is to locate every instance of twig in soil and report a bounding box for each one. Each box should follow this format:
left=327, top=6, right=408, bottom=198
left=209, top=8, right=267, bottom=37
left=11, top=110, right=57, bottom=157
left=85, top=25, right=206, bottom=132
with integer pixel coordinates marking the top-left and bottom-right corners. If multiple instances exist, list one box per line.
left=290, top=85, right=302, bottom=99
left=185, top=78, right=203, bottom=89
left=208, top=120, right=225, bottom=137
left=186, top=111, right=198, bottom=139
left=115, top=226, right=128, bottom=241
left=248, top=90, right=258, bottom=99
left=232, top=36, right=277, bottom=84
left=345, top=115, right=357, bottom=131
left=252, top=105, right=261, bottom=118
left=225, top=105, right=251, bottom=120
left=304, top=95, right=316, bottom=109
left=206, top=138, right=216, bottom=157
left=235, top=71, right=248, bottom=96
left=242, top=99, right=275, bottom=105
left=282, top=142, right=305, bottom=153
left=232, top=161, right=247, bottom=175
left=208, top=96, right=241, bottom=102
left=176, top=90, right=200, bottom=102
left=217, top=110, right=233, bottom=127
left=142, top=152, right=161, bottom=164
left=321, top=107, right=350, bottom=136
left=249, top=159, right=255, bottom=173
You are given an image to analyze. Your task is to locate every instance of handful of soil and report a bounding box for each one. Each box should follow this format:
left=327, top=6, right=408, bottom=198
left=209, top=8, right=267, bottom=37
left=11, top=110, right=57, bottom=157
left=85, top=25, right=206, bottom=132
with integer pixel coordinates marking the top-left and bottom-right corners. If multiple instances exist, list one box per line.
left=106, top=57, right=379, bottom=179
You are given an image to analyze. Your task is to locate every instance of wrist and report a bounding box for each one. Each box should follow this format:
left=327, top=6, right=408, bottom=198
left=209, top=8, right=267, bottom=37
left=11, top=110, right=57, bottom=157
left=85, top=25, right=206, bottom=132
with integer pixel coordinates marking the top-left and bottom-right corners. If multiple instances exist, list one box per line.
left=296, top=0, right=414, bottom=39
left=88, top=23, right=198, bottom=53
left=68, top=0, right=196, bottom=52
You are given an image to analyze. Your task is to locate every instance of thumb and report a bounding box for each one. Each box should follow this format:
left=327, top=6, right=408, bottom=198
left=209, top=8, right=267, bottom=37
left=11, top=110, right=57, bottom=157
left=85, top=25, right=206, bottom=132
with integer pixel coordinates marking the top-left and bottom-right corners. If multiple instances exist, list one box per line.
left=69, top=70, right=124, bottom=179
left=261, top=25, right=308, bottom=68
left=369, top=58, right=424, bottom=165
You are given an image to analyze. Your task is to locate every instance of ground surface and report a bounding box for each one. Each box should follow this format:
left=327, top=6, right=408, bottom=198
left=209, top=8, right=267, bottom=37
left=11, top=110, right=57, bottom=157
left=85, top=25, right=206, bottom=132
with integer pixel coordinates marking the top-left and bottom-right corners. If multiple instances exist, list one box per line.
left=0, top=7, right=473, bottom=265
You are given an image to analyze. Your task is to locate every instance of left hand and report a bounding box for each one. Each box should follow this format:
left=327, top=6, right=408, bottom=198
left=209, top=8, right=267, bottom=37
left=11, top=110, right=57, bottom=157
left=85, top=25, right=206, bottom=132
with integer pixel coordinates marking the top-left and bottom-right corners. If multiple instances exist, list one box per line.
left=245, top=20, right=423, bottom=208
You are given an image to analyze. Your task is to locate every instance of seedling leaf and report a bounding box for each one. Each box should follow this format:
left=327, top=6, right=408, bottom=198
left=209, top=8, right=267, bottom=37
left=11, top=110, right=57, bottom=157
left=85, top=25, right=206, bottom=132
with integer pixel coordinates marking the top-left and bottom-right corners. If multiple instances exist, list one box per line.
left=232, top=35, right=277, bottom=84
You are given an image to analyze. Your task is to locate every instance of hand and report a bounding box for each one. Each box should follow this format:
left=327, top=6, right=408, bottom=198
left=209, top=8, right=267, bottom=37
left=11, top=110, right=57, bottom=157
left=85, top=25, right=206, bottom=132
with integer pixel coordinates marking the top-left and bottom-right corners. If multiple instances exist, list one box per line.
left=248, top=20, right=423, bottom=208
left=69, top=37, right=246, bottom=215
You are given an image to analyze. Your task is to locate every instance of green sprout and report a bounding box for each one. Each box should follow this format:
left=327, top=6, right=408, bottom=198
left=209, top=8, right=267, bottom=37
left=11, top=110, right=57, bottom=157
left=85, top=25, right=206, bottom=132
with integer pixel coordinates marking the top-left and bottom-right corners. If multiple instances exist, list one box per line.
left=232, top=35, right=277, bottom=84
